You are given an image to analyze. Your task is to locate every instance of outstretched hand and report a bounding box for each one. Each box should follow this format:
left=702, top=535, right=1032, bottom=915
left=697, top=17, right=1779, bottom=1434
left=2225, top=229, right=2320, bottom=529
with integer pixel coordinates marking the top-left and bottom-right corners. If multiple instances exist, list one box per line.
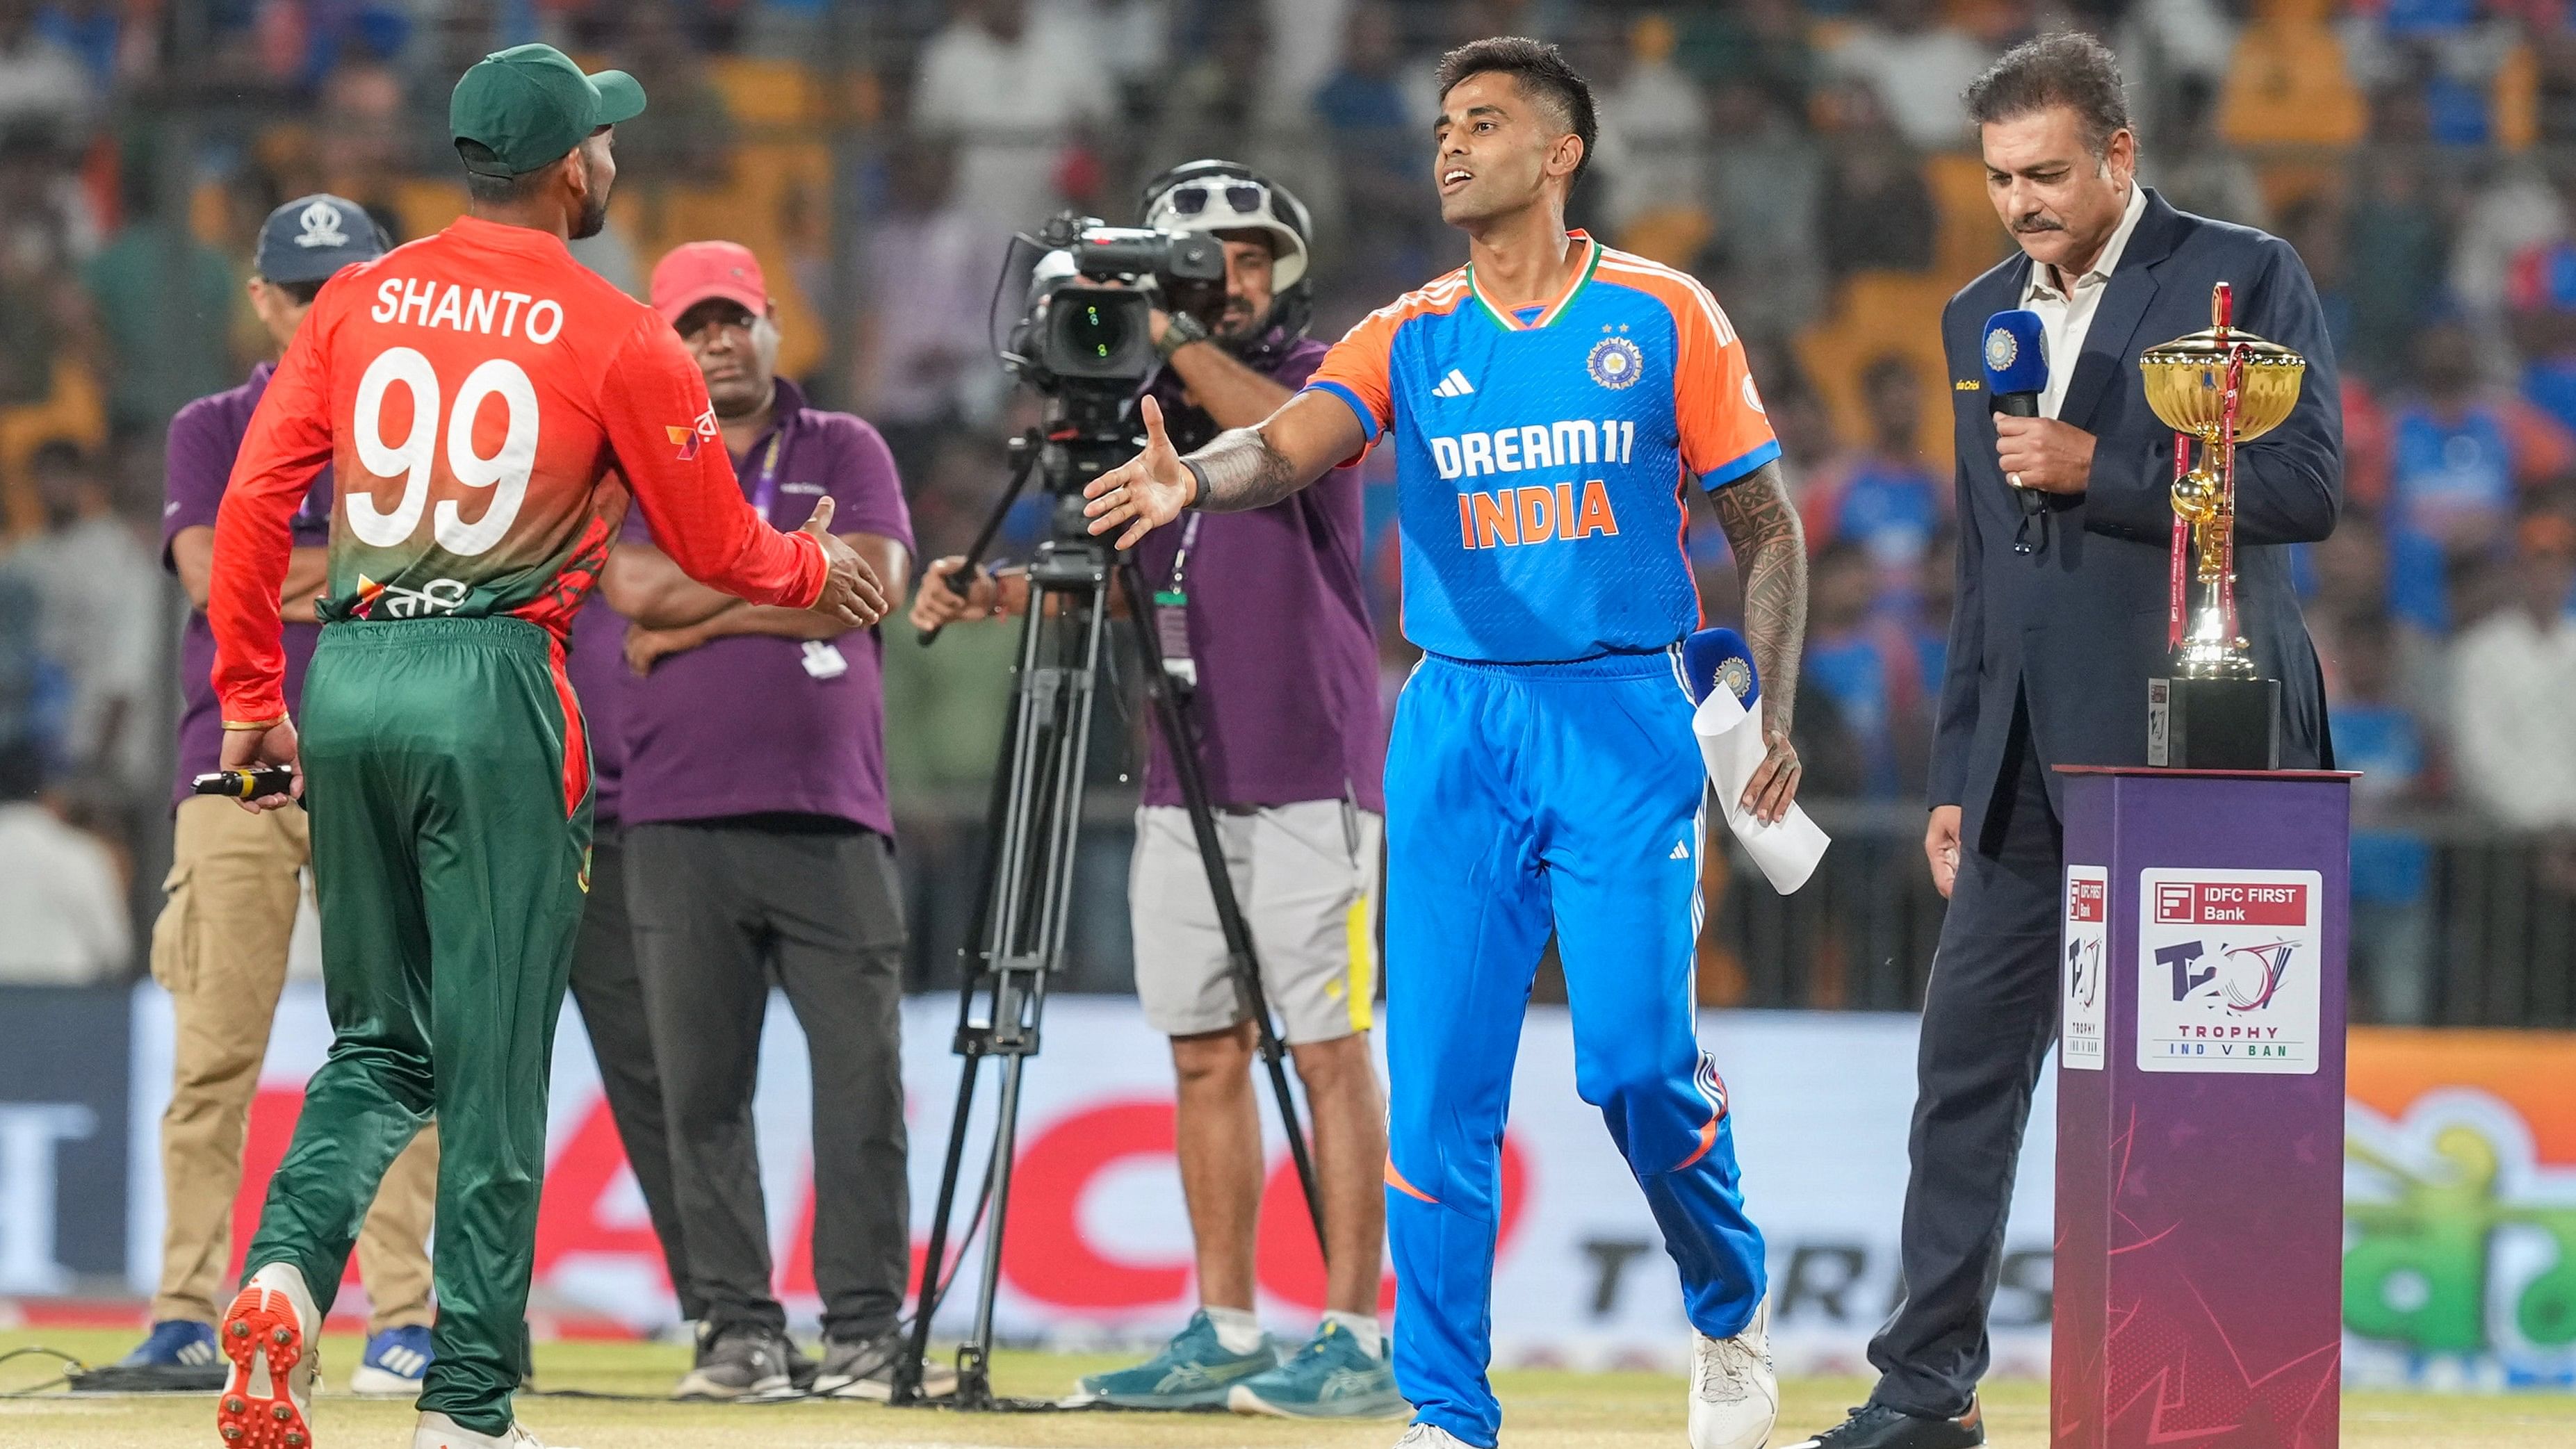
left=800, top=496, right=889, bottom=627
left=1082, top=395, right=1196, bottom=550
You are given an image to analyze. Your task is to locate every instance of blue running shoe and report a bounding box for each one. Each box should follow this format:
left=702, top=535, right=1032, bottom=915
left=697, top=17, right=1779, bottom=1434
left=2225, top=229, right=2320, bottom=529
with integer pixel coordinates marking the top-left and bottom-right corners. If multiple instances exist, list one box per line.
left=113, top=1318, right=223, bottom=1389
left=350, top=1323, right=435, bottom=1395
left=1069, top=1311, right=1278, bottom=1409
left=1225, top=1320, right=1407, bottom=1420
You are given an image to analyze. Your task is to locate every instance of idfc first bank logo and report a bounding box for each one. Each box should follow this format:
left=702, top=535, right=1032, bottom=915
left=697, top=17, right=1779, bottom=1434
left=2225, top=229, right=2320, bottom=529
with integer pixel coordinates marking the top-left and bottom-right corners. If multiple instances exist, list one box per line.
left=2136, top=869, right=2324, bottom=1074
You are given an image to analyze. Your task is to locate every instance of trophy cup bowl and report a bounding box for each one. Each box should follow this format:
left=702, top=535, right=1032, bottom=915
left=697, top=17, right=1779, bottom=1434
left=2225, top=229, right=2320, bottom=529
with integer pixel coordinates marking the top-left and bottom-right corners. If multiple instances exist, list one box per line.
left=2138, top=330, right=2305, bottom=443
left=2135, top=284, right=2306, bottom=769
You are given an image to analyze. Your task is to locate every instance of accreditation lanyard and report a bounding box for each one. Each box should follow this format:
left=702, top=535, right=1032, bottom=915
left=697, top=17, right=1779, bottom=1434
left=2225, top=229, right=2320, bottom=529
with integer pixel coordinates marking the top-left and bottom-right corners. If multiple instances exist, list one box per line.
left=747, top=433, right=785, bottom=523
left=1155, top=513, right=1202, bottom=688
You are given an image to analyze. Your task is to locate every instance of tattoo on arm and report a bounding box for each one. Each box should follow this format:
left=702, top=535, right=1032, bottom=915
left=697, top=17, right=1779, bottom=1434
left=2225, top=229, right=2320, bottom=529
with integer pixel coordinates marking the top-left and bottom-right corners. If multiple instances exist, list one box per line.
left=1711, top=459, right=1807, bottom=737
left=1188, top=425, right=1306, bottom=513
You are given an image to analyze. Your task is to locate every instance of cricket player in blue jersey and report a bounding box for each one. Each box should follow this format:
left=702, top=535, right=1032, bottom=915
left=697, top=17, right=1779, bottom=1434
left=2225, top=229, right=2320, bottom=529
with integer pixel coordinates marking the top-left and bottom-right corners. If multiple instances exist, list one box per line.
left=1085, top=35, right=1809, bottom=1449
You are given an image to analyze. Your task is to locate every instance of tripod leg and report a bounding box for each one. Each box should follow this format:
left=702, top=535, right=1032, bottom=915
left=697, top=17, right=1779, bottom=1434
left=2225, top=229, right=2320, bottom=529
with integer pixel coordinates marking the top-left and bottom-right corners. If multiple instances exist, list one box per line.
left=935, top=548, right=1118, bottom=1410
left=891, top=1045, right=981, bottom=1406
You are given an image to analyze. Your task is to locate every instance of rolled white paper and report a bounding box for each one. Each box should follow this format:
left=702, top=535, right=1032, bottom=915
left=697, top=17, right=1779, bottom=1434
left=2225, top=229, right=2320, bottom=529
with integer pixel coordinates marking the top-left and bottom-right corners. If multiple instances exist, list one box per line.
left=1692, top=682, right=1831, bottom=893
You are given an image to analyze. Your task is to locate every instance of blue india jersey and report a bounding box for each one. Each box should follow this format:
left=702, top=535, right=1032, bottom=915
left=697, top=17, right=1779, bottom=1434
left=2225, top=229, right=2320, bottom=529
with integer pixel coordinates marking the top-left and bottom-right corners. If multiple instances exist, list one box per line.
left=1303, top=232, right=1779, bottom=664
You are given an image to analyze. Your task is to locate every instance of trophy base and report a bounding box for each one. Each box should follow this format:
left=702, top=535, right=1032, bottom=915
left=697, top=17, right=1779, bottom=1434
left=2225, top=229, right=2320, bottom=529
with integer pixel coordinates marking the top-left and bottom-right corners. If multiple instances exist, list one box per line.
left=2147, top=676, right=2280, bottom=769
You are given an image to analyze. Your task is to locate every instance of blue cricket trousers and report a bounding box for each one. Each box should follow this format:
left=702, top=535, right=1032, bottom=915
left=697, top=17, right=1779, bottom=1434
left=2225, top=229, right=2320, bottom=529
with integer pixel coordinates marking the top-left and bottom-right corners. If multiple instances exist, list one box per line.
left=1383, top=650, right=1766, bottom=1448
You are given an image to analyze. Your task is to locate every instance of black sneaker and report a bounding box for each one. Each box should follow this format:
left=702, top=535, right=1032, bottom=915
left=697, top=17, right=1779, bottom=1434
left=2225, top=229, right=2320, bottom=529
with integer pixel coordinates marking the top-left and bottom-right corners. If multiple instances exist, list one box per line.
left=1783, top=1400, right=1985, bottom=1449
left=813, top=1328, right=960, bottom=1402
left=672, top=1323, right=797, bottom=1400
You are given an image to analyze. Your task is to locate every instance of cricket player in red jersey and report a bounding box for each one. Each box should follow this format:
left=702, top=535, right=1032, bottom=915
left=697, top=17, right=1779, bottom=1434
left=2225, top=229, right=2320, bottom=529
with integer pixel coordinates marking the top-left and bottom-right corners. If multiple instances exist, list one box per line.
left=201, top=44, right=881, bottom=1449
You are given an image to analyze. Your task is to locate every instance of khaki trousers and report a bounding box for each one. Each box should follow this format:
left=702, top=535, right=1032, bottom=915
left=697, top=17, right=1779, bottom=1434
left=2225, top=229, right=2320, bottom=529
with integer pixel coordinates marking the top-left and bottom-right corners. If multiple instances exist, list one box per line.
left=149, top=794, right=439, bottom=1331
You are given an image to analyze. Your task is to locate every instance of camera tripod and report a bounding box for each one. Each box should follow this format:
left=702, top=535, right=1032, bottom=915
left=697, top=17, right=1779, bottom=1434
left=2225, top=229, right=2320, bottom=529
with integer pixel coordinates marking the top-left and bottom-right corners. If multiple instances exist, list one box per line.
left=891, top=427, right=1326, bottom=1411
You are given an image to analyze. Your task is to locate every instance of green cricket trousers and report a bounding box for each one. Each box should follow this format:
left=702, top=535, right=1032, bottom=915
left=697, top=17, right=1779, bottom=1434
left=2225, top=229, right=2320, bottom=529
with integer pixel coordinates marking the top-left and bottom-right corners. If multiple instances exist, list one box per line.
left=243, top=616, right=592, bottom=1435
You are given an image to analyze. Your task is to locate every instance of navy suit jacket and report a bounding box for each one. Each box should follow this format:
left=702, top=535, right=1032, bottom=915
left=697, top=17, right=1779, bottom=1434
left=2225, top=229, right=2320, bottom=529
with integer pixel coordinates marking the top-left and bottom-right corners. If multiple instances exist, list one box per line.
left=1933, top=189, right=2342, bottom=850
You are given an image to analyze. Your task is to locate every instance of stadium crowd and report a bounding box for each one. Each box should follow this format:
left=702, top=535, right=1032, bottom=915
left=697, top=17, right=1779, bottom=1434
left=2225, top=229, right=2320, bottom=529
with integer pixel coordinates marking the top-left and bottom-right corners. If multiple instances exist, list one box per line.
left=0, top=0, right=2573, bottom=1026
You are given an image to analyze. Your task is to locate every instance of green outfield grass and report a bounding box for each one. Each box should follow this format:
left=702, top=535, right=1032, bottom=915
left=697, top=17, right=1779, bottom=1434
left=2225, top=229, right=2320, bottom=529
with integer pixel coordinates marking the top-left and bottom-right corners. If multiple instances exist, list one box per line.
left=4, top=1329, right=2573, bottom=1448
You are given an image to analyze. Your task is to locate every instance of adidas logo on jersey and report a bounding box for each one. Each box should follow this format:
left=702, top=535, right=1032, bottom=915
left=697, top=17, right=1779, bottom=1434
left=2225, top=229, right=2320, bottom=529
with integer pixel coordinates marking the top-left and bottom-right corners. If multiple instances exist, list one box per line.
left=1670, top=840, right=1690, bottom=860
left=1430, top=368, right=1476, bottom=398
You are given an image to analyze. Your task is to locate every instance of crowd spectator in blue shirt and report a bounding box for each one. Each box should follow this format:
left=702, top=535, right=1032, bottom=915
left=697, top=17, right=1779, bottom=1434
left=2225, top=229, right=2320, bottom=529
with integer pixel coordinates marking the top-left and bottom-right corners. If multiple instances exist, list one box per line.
left=2330, top=609, right=2438, bottom=1022
left=1801, top=539, right=1928, bottom=800
left=1802, top=355, right=1946, bottom=605
left=2382, top=318, right=2575, bottom=630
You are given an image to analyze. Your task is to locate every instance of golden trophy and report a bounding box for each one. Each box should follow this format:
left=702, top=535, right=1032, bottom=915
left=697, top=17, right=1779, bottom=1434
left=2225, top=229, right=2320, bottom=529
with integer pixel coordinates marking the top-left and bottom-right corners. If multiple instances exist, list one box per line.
left=2137, top=281, right=2306, bottom=768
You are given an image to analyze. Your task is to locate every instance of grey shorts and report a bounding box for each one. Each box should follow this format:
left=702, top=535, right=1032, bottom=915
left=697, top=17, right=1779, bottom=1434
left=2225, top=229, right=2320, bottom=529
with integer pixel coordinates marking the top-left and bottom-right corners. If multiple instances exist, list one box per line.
left=1128, top=801, right=1383, bottom=1044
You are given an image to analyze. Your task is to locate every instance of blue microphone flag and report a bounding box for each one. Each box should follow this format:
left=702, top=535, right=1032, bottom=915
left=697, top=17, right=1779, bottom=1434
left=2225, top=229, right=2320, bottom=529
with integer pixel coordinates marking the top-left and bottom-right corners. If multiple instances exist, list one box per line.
left=1683, top=628, right=1759, bottom=709
left=1981, top=309, right=2048, bottom=398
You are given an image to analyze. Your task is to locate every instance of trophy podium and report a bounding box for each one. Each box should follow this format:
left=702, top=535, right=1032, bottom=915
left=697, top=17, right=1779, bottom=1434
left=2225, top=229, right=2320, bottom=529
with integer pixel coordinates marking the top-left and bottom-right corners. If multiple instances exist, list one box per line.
left=2138, top=284, right=2306, bottom=769
left=2051, top=764, right=2353, bottom=1447
left=2052, top=281, right=2350, bottom=1446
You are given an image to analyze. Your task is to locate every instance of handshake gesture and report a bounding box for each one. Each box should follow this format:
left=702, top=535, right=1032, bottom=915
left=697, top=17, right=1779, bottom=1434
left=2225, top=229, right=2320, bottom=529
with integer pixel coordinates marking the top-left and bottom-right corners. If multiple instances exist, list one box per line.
left=799, top=496, right=889, bottom=628
left=1082, top=396, right=1199, bottom=550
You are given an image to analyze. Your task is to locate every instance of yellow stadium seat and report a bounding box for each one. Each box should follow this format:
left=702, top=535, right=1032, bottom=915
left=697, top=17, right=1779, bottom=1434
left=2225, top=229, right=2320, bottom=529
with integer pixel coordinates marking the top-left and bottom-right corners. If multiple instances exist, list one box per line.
left=2497, top=40, right=2538, bottom=152
left=1796, top=271, right=1955, bottom=464
left=391, top=178, right=468, bottom=243
left=0, top=360, right=108, bottom=538
left=2219, top=17, right=2367, bottom=149
left=1927, top=152, right=2011, bottom=281
left=708, top=56, right=821, bottom=128
left=1617, top=206, right=1713, bottom=271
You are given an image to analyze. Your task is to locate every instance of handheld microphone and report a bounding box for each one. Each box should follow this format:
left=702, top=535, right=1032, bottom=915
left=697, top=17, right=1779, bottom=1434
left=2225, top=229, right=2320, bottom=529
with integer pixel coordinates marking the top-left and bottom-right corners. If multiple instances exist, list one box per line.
left=1683, top=626, right=1831, bottom=893
left=1982, top=309, right=2048, bottom=520
left=191, top=766, right=297, bottom=801
left=1682, top=628, right=1759, bottom=710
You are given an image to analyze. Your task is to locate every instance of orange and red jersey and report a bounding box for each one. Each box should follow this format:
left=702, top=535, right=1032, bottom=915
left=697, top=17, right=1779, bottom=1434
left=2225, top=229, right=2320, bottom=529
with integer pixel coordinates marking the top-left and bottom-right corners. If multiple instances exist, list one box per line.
left=210, top=214, right=826, bottom=727
left=1302, top=233, right=1777, bottom=664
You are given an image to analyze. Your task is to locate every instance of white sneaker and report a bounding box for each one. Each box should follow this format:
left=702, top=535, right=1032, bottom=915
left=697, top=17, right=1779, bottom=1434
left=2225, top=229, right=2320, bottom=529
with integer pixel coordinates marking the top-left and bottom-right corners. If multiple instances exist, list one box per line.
left=411, top=1411, right=575, bottom=1449
left=1394, top=1423, right=1476, bottom=1447
left=217, top=1262, right=320, bottom=1449
left=1689, top=1296, right=1779, bottom=1449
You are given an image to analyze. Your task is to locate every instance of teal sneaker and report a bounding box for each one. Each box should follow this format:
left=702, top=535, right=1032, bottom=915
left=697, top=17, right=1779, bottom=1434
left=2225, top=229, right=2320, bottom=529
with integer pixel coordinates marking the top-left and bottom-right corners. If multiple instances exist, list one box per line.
left=1070, top=1311, right=1278, bottom=1409
left=1225, top=1320, right=1408, bottom=1419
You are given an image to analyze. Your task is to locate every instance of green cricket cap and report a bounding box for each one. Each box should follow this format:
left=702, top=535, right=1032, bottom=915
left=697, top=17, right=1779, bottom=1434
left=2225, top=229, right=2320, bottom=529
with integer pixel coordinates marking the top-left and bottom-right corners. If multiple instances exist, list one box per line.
left=450, top=43, right=646, bottom=178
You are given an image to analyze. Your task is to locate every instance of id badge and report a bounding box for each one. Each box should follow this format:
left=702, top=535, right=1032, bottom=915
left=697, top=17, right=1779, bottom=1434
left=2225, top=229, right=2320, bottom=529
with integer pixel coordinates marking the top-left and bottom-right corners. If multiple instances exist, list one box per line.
left=801, top=641, right=849, bottom=679
left=1154, top=589, right=1197, bottom=690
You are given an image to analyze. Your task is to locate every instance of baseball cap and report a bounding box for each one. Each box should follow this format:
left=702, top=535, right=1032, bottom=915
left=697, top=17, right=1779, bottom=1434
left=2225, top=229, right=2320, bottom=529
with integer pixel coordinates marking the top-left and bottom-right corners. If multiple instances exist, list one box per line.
left=450, top=42, right=646, bottom=178
left=651, top=241, right=770, bottom=325
left=255, top=194, right=388, bottom=284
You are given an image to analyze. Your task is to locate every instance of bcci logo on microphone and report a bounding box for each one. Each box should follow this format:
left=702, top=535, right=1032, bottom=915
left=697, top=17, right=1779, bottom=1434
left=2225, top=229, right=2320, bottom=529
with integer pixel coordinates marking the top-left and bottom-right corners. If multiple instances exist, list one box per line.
left=2135, top=867, right=2324, bottom=1074
left=1983, top=326, right=2019, bottom=374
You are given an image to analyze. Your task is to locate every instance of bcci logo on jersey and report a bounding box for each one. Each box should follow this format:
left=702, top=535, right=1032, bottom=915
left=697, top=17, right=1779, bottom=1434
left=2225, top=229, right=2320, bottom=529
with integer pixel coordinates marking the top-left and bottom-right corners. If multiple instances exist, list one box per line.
left=1588, top=335, right=1645, bottom=390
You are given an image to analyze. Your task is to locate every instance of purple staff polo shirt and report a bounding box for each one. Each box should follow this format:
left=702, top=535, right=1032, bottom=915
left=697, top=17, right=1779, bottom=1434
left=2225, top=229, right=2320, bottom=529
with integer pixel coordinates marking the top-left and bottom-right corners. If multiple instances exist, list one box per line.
left=615, top=379, right=915, bottom=835
left=163, top=362, right=334, bottom=808
left=1132, top=336, right=1385, bottom=812
left=564, top=592, right=630, bottom=825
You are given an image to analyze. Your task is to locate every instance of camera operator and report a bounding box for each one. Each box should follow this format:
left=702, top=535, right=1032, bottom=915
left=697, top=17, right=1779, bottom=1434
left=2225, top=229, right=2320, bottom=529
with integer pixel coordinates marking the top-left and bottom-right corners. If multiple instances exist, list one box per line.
left=911, top=161, right=1396, bottom=1420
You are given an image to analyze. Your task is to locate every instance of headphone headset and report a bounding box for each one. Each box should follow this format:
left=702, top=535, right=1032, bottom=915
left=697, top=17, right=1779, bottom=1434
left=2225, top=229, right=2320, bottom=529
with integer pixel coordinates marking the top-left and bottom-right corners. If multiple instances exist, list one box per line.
left=1139, top=158, right=1315, bottom=348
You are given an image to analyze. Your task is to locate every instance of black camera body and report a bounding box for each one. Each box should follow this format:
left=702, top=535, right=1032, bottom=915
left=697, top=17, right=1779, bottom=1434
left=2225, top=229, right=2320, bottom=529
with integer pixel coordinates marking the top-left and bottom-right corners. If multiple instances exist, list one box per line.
left=1007, top=213, right=1225, bottom=391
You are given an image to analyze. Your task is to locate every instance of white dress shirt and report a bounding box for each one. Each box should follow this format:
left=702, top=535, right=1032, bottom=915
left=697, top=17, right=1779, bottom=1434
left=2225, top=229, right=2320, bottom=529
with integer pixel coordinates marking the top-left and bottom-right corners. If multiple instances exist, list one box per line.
left=2019, top=183, right=2149, bottom=420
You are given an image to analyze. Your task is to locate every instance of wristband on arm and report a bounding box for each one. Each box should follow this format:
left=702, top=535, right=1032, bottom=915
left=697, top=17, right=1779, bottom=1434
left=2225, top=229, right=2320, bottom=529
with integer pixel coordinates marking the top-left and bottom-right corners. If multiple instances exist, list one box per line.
left=1180, top=459, right=1208, bottom=511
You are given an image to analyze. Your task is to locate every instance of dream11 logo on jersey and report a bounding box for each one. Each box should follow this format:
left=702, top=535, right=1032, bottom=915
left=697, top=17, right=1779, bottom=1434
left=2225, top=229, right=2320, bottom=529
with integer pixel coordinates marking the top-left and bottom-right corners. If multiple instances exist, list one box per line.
left=2135, top=869, right=2325, bottom=1075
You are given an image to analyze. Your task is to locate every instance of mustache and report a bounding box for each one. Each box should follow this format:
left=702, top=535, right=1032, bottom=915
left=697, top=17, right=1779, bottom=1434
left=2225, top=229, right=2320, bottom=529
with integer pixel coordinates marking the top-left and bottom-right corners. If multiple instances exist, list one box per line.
left=2012, top=216, right=2066, bottom=234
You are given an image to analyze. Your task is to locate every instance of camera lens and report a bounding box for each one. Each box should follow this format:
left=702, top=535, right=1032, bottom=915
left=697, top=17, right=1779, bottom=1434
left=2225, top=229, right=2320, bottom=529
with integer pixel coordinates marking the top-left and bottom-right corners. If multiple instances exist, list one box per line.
left=1060, top=297, right=1130, bottom=364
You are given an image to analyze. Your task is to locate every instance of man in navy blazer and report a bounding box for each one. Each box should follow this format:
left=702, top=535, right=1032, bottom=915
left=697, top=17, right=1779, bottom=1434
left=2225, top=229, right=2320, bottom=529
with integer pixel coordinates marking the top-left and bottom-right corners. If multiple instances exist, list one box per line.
left=1789, top=35, right=2340, bottom=1449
